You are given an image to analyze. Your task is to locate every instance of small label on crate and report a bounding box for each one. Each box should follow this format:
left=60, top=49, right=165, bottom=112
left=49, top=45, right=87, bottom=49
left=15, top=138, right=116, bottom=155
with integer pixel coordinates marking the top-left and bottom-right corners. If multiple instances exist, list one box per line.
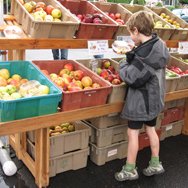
left=108, top=149, right=117, bottom=157
left=88, top=40, right=108, bottom=55
left=166, top=125, right=173, bottom=131
left=178, top=42, right=188, bottom=54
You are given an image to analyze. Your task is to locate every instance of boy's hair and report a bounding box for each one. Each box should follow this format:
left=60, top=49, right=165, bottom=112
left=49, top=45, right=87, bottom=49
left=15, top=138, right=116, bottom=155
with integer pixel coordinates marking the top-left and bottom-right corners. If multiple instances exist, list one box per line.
left=126, top=11, right=154, bottom=36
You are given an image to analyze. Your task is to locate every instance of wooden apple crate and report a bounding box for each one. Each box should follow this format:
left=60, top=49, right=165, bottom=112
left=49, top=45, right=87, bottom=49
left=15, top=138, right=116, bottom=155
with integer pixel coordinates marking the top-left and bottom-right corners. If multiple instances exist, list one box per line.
left=76, top=58, right=126, bottom=103
left=148, top=7, right=188, bottom=41
left=92, top=2, right=132, bottom=38
left=13, top=0, right=80, bottom=38
left=168, top=55, right=188, bottom=90
left=120, top=4, right=175, bottom=40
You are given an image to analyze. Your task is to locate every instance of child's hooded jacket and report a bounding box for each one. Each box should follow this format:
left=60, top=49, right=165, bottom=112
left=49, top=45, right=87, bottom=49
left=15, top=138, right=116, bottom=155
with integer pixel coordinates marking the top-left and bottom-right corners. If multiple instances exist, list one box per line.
left=120, top=34, right=170, bottom=121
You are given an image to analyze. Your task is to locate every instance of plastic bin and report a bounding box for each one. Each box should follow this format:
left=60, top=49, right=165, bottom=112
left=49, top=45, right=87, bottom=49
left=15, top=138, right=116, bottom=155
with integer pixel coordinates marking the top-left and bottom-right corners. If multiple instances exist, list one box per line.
left=33, top=60, right=112, bottom=111
left=120, top=4, right=175, bottom=40
left=92, top=2, right=132, bottom=37
left=0, top=61, right=62, bottom=122
left=58, top=0, right=118, bottom=39
left=86, top=121, right=128, bottom=147
left=169, top=55, right=188, bottom=90
left=148, top=7, right=188, bottom=41
left=86, top=113, right=128, bottom=129
left=27, top=139, right=89, bottom=177
left=161, top=106, right=184, bottom=126
left=90, top=141, right=128, bottom=166
left=76, top=58, right=126, bottom=103
left=139, top=129, right=161, bottom=150
left=15, top=0, right=80, bottom=38
left=27, top=121, right=90, bottom=158
left=160, top=120, right=183, bottom=141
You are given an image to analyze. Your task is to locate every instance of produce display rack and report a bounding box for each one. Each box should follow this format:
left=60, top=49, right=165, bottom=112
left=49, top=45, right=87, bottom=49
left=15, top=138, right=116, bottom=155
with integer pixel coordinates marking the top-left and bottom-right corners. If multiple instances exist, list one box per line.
left=0, top=17, right=188, bottom=188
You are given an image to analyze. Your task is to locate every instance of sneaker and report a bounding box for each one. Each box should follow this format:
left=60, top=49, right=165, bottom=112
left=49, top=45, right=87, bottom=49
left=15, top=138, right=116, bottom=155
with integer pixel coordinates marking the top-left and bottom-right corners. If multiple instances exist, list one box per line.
left=115, top=166, right=139, bottom=181
left=143, top=162, right=165, bottom=176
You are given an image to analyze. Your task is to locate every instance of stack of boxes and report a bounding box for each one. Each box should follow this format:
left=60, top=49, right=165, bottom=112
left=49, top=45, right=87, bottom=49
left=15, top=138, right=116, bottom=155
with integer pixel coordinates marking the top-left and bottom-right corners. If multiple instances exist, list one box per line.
left=85, top=114, right=128, bottom=166
left=27, top=121, right=91, bottom=177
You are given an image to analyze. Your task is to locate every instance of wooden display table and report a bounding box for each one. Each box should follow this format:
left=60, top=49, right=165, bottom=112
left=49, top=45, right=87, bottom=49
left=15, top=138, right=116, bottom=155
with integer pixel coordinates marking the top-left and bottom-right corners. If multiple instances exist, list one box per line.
left=0, top=34, right=188, bottom=187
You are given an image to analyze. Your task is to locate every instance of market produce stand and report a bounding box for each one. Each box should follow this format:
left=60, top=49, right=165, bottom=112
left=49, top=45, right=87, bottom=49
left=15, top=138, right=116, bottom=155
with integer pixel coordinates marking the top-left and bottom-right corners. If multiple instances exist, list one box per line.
left=0, top=36, right=188, bottom=188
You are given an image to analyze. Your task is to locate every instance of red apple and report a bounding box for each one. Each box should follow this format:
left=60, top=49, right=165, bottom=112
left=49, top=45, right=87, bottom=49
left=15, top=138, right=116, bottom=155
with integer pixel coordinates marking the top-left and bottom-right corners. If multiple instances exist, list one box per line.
left=62, top=74, right=72, bottom=85
left=92, top=82, right=101, bottom=88
left=54, top=77, right=64, bottom=87
left=67, top=82, right=82, bottom=92
left=36, top=2, right=46, bottom=10
left=109, top=13, right=115, bottom=20
left=9, top=79, right=20, bottom=89
left=100, top=69, right=109, bottom=80
left=73, top=70, right=84, bottom=81
left=93, top=18, right=103, bottom=24
left=20, top=79, right=29, bottom=85
left=108, top=66, right=115, bottom=74
left=77, top=14, right=83, bottom=21
left=45, top=5, right=54, bottom=15
left=107, top=74, right=114, bottom=82
left=115, top=13, right=121, bottom=19
left=63, top=63, right=74, bottom=71
left=41, top=69, right=49, bottom=75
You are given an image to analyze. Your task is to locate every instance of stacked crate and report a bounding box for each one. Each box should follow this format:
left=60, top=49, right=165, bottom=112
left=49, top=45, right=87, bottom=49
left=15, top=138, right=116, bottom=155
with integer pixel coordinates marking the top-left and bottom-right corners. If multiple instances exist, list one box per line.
left=27, top=121, right=91, bottom=177
left=160, top=99, right=185, bottom=141
left=85, top=113, right=128, bottom=166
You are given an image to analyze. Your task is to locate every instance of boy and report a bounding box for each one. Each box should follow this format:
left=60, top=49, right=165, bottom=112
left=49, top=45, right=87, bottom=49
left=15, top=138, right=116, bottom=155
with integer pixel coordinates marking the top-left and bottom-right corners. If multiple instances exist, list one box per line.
left=115, top=11, right=170, bottom=181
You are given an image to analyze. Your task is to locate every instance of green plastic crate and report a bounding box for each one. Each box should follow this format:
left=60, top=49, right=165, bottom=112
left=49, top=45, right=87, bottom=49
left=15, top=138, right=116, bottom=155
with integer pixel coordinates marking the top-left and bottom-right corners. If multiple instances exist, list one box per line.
left=0, top=61, right=62, bottom=122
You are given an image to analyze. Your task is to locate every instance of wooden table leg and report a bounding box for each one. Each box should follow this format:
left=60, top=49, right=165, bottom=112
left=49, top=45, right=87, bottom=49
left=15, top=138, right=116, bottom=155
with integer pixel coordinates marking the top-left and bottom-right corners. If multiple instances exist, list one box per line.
left=8, top=50, right=13, bottom=60
left=182, top=98, right=188, bottom=135
left=14, top=133, right=21, bottom=160
left=35, top=128, right=49, bottom=188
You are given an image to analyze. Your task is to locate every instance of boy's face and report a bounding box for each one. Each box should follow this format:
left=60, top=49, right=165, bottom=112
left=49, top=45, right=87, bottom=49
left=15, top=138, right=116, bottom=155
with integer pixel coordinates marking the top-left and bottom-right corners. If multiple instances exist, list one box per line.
left=129, top=27, right=141, bottom=46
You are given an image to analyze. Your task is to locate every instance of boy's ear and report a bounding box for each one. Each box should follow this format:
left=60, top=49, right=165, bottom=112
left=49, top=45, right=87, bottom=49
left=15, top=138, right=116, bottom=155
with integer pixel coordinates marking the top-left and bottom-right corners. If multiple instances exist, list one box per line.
left=133, top=27, right=139, bottom=35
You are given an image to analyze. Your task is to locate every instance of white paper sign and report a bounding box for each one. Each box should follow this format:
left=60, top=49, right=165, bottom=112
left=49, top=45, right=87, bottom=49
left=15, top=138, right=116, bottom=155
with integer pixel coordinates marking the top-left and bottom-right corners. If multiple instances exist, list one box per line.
left=88, top=40, right=108, bottom=55
left=117, top=36, right=134, bottom=45
left=178, top=42, right=188, bottom=54
left=107, top=149, right=117, bottom=157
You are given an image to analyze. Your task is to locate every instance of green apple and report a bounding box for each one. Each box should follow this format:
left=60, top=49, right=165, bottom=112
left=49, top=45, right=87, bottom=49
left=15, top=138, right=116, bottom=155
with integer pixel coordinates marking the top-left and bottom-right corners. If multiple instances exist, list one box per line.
left=51, top=9, right=62, bottom=19
left=11, top=92, right=22, bottom=100
left=38, top=85, right=50, bottom=95
left=0, top=86, right=7, bottom=93
left=6, top=85, right=17, bottom=95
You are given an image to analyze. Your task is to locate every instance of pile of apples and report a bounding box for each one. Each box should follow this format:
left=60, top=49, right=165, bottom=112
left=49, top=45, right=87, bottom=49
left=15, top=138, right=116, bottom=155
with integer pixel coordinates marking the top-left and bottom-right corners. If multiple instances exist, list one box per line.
left=0, top=69, right=49, bottom=100
left=105, top=12, right=125, bottom=25
left=42, top=63, right=102, bottom=92
left=160, top=13, right=181, bottom=28
left=49, top=122, right=75, bottom=137
left=96, top=60, right=123, bottom=85
left=22, top=1, right=62, bottom=22
left=76, top=13, right=107, bottom=24
left=167, top=66, right=188, bottom=76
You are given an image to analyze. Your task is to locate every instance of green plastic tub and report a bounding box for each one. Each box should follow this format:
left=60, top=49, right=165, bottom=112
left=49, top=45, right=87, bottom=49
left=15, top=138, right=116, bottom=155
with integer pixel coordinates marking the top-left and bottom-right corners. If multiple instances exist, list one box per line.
left=0, top=61, right=62, bottom=122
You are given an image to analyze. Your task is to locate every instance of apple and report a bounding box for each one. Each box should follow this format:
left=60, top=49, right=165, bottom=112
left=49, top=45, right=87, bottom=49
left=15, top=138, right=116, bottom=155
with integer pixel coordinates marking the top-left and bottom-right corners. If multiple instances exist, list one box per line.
left=92, top=82, right=100, bottom=88
left=29, top=1, right=37, bottom=8
left=44, top=15, right=53, bottom=22
left=38, top=85, right=50, bottom=95
left=73, top=70, right=84, bottom=80
left=54, top=77, right=64, bottom=87
left=41, top=69, right=49, bottom=75
left=1, top=92, right=12, bottom=100
left=20, top=79, right=29, bottom=85
left=11, top=74, right=22, bottom=81
left=63, top=63, right=74, bottom=72
left=83, top=86, right=93, bottom=90
left=93, top=18, right=103, bottom=24
left=9, top=79, right=20, bottom=89
left=109, top=13, right=115, bottom=20
left=62, top=74, right=72, bottom=84
left=100, top=69, right=109, bottom=80
left=59, top=68, right=70, bottom=77
left=0, top=86, right=7, bottom=93
left=36, top=2, right=46, bottom=10
left=53, top=18, right=61, bottom=22
left=84, top=14, right=93, bottom=23
left=18, top=0, right=25, bottom=5
left=96, top=68, right=102, bottom=75
left=108, top=66, right=115, bottom=74
left=116, top=19, right=125, bottom=25
left=51, top=9, right=62, bottom=19
left=103, top=60, right=111, bottom=69
left=77, top=14, right=83, bottom=21
left=107, top=74, right=114, bottom=82
left=33, top=13, right=43, bottom=21
left=115, top=13, right=121, bottom=19
left=11, top=92, right=22, bottom=100
left=24, top=2, right=34, bottom=13
left=6, top=85, right=17, bottom=94
left=112, top=78, right=121, bottom=85
left=50, top=73, right=58, bottom=81
left=74, top=80, right=83, bottom=89
left=67, top=82, right=82, bottom=92
left=0, top=77, right=7, bottom=86
left=34, top=10, right=47, bottom=20
left=0, top=69, right=10, bottom=80
left=81, top=76, right=92, bottom=87
left=45, top=5, right=54, bottom=15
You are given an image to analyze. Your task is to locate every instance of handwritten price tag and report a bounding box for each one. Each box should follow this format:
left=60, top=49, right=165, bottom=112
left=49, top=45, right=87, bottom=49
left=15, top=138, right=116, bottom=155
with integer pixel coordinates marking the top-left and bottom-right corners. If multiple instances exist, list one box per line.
left=178, top=42, right=188, bottom=54
left=88, top=40, right=109, bottom=55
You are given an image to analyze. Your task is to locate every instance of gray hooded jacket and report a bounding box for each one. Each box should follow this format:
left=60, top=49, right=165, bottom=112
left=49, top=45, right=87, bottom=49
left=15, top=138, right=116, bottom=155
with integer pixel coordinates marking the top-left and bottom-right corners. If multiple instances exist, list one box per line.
left=120, top=34, right=170, bottom=121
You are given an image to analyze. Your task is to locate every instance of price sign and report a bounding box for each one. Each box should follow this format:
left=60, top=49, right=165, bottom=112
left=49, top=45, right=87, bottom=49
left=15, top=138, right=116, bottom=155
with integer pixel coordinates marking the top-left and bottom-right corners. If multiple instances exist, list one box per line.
left=116, top=36, right=134, bottom=45
left=88, top=40, right=109, bottom=55
left=178, top=42, right=188, bottom=54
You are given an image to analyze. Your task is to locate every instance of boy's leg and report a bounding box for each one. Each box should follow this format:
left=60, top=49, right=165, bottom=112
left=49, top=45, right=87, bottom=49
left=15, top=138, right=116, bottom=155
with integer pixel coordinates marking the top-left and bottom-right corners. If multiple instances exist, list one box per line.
left=52, top=49, right=60, bottom=60
left=143, top=125, right=164, bottom=176
left=115, top=124, right=140, bottom=181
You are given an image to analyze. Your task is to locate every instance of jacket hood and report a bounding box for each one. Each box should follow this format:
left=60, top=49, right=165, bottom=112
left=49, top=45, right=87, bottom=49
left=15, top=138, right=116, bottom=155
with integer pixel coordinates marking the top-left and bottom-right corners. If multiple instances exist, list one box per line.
left=135, top=35, right=170, bottom=70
